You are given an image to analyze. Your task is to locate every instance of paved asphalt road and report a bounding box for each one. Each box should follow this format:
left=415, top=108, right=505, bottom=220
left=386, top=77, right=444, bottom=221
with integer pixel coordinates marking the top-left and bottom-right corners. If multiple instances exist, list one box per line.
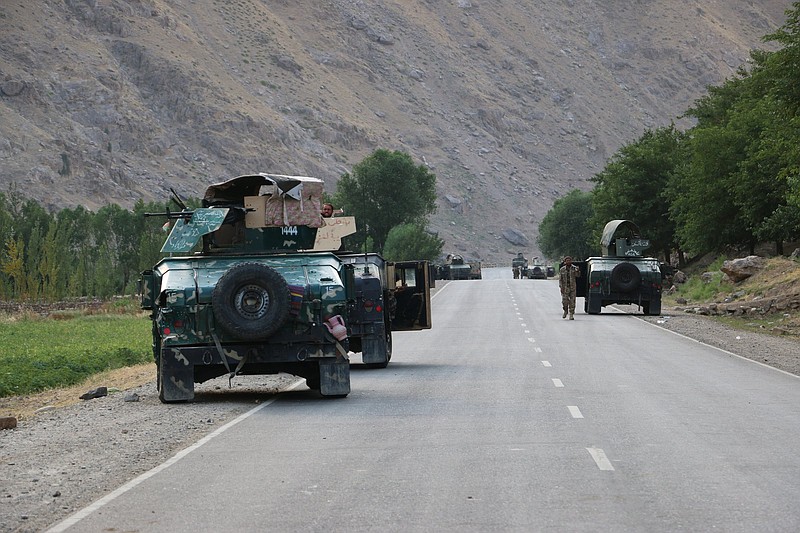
left=51, top=268, right=800, bottom=532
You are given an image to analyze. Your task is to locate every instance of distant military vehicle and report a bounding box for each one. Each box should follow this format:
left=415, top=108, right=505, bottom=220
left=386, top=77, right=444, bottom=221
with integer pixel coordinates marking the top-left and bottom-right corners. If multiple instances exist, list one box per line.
left=527, top=259, right=548, bottom=279
left=468, top=260, right=483, bottom=280
left=438, top=254, right=481, bottom=280
left=511, top=253, right=528, bottom=279
left=140, top=174, right=432, bottom=402
left=574, top=220, right=668, bottom=315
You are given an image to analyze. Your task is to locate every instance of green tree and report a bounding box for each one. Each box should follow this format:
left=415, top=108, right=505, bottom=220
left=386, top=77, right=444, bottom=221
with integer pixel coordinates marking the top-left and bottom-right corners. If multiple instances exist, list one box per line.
left=94, top=204, right=144, bottom=295
left=729, top=98, right=799, bottom=252
left=2, top=237, right=27, bottom=298
left=38, top=223, right=62, bottom=300
left=134, top=199, right=173, bottom=272
left=667, top=123, right=753, bottom=254
left=537, top=189, right=596, bottom=261
left=761, top=2, right=800, bottom=115
left=383, top=223, right=444, bottom=261
left=0, top=194, right=13, bottom=298
left=25, top=222, right=43, bottom=299
left=333, top=149, right=437, bottom=253
left=590, top=126, right=682, bottom=260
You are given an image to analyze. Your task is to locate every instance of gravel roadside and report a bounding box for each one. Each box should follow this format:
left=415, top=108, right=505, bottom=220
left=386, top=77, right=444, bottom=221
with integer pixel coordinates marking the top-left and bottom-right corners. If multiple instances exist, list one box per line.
left=2, top=306, right=798, bottom=533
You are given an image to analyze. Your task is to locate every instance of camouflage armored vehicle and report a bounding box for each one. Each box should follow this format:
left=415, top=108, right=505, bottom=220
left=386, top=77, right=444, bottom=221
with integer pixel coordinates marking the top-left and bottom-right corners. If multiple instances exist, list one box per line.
left=574, top=220, right=666, bottom=315
left=140, top=173, right=431, bottom=402
left=438, top=254, right=472, bottom=280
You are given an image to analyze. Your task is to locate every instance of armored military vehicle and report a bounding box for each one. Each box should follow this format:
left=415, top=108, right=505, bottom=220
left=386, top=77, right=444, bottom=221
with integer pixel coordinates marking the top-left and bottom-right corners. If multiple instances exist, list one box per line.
left=527, top=259, right=548, bottom=279
left=468, top=260, right=482, bottom=280
left=511, top=253, right=528, bottom=279
left=574, top=220, right=666, bottom=315
left=438, top=254, right=475, bottom=280
left=140, top=173, right=431, bottom=402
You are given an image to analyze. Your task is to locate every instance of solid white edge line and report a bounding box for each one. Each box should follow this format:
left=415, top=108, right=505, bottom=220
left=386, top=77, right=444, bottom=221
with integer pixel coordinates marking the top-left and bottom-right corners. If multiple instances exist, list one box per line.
left=586, top=447, right=615, bottom=470
left=45, top=379, right=306, bottom=533
left=635, top=314, right=800, bottom=379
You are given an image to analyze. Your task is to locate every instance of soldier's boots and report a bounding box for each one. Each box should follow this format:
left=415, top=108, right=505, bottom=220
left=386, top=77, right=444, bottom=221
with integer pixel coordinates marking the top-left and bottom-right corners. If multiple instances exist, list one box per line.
left=562, top=310, right=568, bottom=319
left=569, top=314, right=574, bottom=320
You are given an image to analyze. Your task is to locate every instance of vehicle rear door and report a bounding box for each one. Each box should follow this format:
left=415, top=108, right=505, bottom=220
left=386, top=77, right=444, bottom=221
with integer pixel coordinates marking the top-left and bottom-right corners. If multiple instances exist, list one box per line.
left=387, top=261, right=432, bottom=331
left=568, top=260, right=588, bottom=298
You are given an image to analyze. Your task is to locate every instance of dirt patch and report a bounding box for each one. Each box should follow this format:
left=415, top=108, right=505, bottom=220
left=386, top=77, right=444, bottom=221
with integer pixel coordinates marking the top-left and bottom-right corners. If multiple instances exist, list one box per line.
left=0, top=364, right=155, bottom=422
left=667, top=256, right=800, bottom=335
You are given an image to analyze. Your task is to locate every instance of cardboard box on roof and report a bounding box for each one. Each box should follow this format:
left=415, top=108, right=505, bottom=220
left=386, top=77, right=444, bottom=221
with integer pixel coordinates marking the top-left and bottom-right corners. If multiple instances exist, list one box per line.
left=244, top=176, right=324, bottom=228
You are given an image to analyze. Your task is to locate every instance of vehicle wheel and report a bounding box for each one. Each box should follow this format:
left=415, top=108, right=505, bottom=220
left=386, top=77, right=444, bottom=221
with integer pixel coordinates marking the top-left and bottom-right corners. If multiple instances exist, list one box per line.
left=212, top=263, right=290, bottom=341
left=586, top=294, right=601, bottom=314
left=305, top=374, right=321, bottom=390
left=156, top=357, right=163, bottom=399
left=610, top=263, right=641, bottom=292
left=365, top=329, right=392, bottom=369
left=157, top=354, right=177, bottom=403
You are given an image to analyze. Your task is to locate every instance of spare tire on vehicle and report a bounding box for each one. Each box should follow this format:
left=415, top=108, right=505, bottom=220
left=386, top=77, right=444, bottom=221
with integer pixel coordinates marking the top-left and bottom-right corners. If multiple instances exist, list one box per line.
left=610, top=262, right=641, bottom=292
left=212, top=262, right=290, bottom=341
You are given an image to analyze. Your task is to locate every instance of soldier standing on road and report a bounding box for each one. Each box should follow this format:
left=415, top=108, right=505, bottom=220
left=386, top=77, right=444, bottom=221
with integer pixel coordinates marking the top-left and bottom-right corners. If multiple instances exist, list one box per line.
left=559, top=255, right=580, bottom=320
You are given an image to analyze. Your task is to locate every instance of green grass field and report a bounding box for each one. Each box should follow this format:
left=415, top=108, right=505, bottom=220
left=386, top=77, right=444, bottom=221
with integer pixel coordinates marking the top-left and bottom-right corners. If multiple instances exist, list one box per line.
left=0, top=309, right=152, bottom=398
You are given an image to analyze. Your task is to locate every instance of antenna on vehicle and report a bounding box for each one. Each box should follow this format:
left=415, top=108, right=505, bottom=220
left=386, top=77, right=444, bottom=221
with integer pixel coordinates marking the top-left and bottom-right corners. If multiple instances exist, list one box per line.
left=363, top=222, right=370, bottom=275
left=170, top=188, right=188, bottom=211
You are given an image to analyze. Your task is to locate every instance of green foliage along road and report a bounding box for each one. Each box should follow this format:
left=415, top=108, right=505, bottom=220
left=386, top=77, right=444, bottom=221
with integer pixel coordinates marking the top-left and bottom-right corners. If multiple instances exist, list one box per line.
left=0, top=305, right=152, bottom=397
left=538, top=3, right=800, bottom=263
left=0, top=191, right=170, bottom=301
left=333, top=149, right=438, bottom=256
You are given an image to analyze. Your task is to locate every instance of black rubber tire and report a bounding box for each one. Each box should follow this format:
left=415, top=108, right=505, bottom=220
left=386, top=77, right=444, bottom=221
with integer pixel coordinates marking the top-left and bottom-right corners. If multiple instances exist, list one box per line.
left=305, top=373, right=321, bottom=391
left=647, top=299, right=662, bottom=316
left=610, top=262, right=642, bottom=292
left=212, top=262, right=290, bottom=341
left=586, top=293, right=602, bottom=314
left=366, top=329, right=392, bottom=369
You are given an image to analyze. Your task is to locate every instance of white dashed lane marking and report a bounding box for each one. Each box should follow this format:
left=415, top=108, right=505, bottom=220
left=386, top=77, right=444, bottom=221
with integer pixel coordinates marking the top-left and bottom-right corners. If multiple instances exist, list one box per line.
left=568, top=406, right=584, bottom=418
left=541, top=361, right=551, bottom=367
left=587, top=447, right=615, bottom=471
left=552, top=378, right=564, bottom=388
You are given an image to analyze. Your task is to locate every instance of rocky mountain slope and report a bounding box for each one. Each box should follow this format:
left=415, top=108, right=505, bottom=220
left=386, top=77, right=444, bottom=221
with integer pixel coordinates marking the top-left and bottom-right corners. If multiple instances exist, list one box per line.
left=0, top=0, right=791, bottom=264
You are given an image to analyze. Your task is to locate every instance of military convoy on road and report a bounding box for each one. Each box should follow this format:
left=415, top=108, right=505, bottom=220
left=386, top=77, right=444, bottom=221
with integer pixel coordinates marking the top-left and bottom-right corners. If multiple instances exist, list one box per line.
left=140, top=174, right=431, bottom=402
left=574, top=220, right=669, bottom=315
left=512, top=252, right=553, bottom=279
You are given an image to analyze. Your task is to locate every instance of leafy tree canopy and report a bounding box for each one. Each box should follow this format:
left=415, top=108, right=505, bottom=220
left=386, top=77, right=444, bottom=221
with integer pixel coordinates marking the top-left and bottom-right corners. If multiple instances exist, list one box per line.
left=382, top=223, right=444, bottom=261
left=333, top=149, right=437, bottom=253
left=537, top=189, right=597, bottom=261
left=590, top=126, right=681, bottom=259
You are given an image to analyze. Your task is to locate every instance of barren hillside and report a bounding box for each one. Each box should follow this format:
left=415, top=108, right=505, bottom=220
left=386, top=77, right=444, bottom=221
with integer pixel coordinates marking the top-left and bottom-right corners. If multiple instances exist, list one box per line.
left=0, top=0, right=791, bottom=264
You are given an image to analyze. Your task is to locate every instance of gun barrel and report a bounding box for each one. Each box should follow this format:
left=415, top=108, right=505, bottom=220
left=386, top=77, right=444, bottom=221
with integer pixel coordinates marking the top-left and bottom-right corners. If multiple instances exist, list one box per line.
left=143, top=211, right=194, bottom=219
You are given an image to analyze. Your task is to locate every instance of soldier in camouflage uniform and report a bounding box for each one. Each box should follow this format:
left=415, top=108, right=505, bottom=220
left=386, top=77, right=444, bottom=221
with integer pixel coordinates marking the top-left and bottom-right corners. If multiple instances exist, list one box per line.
left=559, top=255, right=580, bottom=320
